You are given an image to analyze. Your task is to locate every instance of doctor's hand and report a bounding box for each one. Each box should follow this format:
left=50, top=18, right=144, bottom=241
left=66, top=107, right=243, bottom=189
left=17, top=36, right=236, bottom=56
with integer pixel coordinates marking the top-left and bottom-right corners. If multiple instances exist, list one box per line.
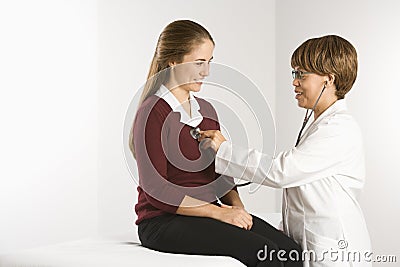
left=213, top=204, right=253, bottom=230
left=198, top=130, right=227, bottom=152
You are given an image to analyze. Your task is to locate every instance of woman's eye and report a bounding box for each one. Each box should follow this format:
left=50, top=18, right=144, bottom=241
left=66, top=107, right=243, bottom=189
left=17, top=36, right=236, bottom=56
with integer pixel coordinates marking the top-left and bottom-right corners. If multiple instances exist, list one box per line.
left=195, top=62, right=204, bottom=66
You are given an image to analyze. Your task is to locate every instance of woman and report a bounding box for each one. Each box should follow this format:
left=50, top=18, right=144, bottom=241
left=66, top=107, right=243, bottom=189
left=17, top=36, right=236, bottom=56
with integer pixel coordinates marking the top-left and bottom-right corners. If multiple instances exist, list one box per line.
left=200, top=35, right=371, bottom=266
left=130, top=20, right=303, bottom=267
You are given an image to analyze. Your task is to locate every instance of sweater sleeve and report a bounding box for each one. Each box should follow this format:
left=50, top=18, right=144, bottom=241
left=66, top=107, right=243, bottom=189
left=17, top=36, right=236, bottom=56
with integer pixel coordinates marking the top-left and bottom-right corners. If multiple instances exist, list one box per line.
left=133, top=100, right=186, bottom=213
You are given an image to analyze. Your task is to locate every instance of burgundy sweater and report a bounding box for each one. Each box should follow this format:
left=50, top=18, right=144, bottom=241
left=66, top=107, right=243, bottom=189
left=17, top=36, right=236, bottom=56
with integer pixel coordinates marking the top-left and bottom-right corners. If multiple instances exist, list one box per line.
left=133, top=95, right=237, bottom=225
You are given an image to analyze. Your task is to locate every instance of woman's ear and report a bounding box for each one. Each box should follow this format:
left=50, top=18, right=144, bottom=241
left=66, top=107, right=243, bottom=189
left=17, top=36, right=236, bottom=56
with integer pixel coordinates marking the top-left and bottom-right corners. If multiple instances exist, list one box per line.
left=168, top=61, right=177, bottom=68
left=327, top=74, right=335, bottom=86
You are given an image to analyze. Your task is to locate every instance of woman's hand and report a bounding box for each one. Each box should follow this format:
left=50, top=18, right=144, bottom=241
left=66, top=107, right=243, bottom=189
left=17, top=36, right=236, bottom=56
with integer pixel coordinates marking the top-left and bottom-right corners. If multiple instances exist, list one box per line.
left=198, top=130, right=227, bottom=152
left=213, top=204, right=253, bottom=230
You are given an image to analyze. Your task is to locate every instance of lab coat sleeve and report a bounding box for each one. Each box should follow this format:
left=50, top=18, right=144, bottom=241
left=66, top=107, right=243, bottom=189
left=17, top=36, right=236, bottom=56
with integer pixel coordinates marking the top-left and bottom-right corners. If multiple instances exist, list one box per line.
left=215, top=121, right=355, bottom=188
left=210, top=102, right=238, bottom=193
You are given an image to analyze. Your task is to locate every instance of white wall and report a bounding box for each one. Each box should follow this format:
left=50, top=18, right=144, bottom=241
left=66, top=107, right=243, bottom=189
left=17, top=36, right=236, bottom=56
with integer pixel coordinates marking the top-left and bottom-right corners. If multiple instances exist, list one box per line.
left=276, top=0, right=400, bottom=262
left=0, top=0, right=98, bottom=253
left=97, top=0, right=279, bottom=236
left=2, top=1, right=398, bottom=263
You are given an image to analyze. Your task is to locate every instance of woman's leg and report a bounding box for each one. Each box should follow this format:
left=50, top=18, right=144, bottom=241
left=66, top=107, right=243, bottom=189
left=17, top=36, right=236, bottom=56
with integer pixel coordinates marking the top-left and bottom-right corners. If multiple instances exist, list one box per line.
left=250, top=215, right=303, bottom=267
left=139, top=214, right=287, bottom=267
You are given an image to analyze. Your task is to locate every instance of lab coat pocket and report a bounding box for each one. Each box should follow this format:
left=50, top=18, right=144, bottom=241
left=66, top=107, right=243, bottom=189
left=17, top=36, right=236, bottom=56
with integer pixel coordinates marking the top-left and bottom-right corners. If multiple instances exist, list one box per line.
left=304, top=228, right=347, bottom=266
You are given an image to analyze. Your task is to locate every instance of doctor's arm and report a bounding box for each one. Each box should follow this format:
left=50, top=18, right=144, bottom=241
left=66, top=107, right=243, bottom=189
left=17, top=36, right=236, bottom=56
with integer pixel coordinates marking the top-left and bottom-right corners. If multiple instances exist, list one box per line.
left=200, top=124, right=351, bottom=188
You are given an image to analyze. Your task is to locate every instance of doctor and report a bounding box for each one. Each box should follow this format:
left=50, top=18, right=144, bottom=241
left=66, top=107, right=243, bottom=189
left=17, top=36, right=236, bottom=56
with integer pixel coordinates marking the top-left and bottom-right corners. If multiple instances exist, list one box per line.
left=200, top=35, right=371, bottom=266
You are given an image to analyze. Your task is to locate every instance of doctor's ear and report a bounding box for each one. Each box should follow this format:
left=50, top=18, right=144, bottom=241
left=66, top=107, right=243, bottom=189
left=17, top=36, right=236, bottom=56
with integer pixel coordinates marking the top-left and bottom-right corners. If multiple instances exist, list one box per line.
left=326, top=74, right=335, bottom=86
left=328, top=74, right=336, bottom=85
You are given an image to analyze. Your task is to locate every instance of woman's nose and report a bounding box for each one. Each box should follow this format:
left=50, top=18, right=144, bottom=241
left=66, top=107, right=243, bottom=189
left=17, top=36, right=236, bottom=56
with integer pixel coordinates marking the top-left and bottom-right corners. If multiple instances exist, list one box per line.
left=200, top=62, right=210, bottom=77
left=292, top=78, right=300, bottom=87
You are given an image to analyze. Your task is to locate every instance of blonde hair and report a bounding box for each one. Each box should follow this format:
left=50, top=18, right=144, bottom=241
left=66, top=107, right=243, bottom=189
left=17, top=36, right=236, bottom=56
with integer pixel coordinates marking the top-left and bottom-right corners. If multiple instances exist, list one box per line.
left=291, top=35, right=358, bottom=99
left=129, top=20, right=214, bottom=157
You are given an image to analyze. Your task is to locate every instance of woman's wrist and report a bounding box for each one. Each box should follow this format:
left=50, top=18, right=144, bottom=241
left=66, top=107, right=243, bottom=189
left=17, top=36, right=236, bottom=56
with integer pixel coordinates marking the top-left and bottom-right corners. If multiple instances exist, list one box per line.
left=220, top=193, right=245, bottom=210
left=232, top=201, right=245, bottom=209
left=209, top=204, right=223, bottom=220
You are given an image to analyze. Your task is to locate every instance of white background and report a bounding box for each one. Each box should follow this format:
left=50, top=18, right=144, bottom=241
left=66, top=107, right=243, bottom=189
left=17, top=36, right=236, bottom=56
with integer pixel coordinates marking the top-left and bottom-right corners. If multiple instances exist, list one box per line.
left=1, top=0, right=399, bottom=263
left=0, top=0, right=98, bottom=253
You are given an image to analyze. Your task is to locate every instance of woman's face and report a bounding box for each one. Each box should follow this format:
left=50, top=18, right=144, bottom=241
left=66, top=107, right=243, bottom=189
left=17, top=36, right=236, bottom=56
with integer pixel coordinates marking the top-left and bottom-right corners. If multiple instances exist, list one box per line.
left=169, top=39, right=214, bottom=92
left=292, top=67, right=328, bottom=109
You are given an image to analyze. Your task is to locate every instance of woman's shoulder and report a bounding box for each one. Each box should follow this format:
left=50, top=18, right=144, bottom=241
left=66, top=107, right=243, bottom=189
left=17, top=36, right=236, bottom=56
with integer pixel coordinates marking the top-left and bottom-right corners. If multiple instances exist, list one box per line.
left=134, top=95, right=173, bottom=127
left=137, top=95, right=172, bottom=116
left=194, top=96, right=217, bottom=114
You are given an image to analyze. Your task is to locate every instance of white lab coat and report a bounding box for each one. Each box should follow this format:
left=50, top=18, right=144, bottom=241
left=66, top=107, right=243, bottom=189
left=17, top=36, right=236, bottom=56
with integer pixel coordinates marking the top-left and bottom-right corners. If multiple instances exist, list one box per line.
left=215, top=100, right=372, bottom=266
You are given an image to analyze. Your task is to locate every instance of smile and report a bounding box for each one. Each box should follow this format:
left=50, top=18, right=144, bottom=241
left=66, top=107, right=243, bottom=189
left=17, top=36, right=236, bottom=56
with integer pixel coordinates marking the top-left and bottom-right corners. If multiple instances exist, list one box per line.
left=194, top=79, right=203, bottom=85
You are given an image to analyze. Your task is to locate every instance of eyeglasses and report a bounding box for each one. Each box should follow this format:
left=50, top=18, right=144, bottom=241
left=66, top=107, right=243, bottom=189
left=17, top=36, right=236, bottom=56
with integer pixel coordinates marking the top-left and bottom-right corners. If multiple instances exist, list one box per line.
left=292, top=70, right=313, bottom=80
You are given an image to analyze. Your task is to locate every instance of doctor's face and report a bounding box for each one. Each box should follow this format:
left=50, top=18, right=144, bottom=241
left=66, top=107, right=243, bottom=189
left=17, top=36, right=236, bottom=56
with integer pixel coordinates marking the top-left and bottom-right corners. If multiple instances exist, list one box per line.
left=169, top=39, right=214, bottom=93
left=292, top=67, right=327, bottom=109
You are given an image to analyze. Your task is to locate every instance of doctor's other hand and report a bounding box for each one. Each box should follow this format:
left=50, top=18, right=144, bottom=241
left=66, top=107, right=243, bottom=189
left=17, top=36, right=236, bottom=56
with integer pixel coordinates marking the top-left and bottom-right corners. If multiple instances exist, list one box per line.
left=198, top=130, right=227, bottom=152
left=214, top=204, right=253, bottom=230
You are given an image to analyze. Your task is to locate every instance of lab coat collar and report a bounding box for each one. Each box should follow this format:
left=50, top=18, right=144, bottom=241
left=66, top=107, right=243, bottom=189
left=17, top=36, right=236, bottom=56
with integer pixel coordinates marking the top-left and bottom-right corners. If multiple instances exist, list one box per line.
left=314, top=99, right=347, bottom=125
left=298, top=99, right=347, bottom=146
left=155, top=84, right=203, bottom=127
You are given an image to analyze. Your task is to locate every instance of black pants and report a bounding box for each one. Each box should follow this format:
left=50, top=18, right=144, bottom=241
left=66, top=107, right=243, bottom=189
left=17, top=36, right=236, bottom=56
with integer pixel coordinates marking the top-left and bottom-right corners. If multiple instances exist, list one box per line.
left=138, top=214, right=303, bottom=267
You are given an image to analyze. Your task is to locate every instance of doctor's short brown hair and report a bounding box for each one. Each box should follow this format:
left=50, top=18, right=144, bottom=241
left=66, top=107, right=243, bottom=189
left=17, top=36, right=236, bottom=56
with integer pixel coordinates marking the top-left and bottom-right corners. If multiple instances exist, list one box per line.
left=291, top=35, right=358, bottom=99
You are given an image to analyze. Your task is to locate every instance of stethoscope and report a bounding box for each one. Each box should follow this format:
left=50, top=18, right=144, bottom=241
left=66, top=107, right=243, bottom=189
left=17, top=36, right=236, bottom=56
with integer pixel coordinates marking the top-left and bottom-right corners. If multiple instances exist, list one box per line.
left=295, top=83, right=326, bottom=147
left=190, top=83, right=326, bottom=187
left=190, top=127, right=201, bottom=140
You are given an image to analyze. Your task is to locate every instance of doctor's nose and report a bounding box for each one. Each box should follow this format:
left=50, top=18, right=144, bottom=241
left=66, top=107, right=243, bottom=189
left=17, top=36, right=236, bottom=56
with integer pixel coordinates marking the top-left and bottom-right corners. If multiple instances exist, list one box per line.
left=292, top=77, right=300, bottom=87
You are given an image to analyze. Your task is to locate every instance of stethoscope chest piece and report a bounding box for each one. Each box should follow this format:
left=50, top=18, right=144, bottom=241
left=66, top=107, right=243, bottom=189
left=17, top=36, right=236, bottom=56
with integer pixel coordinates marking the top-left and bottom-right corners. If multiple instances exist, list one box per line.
left=190, top=127, right=201, bottom=140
